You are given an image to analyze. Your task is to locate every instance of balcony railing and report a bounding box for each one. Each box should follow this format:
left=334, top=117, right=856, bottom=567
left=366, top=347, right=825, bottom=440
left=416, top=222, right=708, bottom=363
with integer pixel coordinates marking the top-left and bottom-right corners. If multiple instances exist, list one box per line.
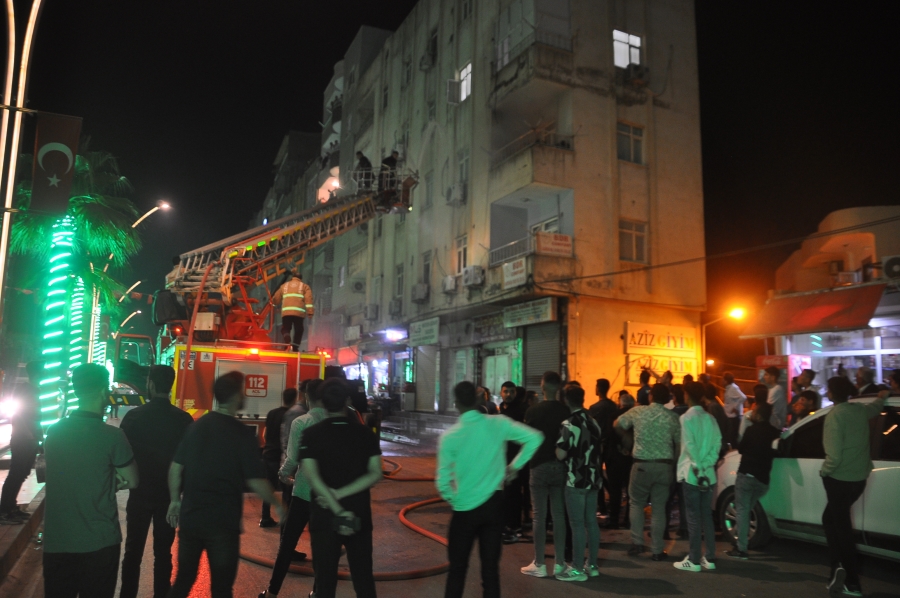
left=496, top=29, right=573, bottom=72
left=491, top=130, right=574, bottom=167
left=489, top=235, right=535, bottom=268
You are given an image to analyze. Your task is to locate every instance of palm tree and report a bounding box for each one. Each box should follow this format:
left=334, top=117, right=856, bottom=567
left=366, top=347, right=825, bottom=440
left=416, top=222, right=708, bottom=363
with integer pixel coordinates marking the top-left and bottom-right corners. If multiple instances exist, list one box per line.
left=9, top=143, right=142, bottom=420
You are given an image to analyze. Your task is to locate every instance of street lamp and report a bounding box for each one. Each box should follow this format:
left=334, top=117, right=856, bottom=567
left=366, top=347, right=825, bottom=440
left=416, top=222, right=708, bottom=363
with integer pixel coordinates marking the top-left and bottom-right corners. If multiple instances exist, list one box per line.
left=118, top=280, right=141, bottom=303
left=113, top=310, right=141, bottom=338
left=701, top=307, right=746, bottom=371
left=103, top=200, right=170, bottom=271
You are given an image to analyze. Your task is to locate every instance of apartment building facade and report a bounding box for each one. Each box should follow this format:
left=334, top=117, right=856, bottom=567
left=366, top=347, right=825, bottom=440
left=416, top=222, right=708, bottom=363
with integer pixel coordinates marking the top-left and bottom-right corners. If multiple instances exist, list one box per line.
left=257, top=0, right=706, bottom=412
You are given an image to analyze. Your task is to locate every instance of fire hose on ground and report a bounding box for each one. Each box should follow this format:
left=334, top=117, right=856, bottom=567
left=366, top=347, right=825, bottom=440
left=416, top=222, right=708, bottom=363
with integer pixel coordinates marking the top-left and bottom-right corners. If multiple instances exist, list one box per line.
left=239, top=458, right=450, bottom=581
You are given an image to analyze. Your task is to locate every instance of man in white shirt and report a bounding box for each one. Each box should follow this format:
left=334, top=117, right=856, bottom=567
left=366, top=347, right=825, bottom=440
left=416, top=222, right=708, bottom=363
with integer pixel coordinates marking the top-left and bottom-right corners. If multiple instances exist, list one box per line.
left=721, top=372, right=747, bottom=449
left=764, top=366, right=787, bottom=430
left=437, top=381, right=543, bottom=598
left=673, top=382, right=722, bottom=573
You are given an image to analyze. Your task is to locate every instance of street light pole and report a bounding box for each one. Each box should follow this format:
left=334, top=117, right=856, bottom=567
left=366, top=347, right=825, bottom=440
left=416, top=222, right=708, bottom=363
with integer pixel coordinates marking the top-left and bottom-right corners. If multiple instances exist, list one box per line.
left=0, top=0, right=45, bottom=327
left=701, top=307, right=747, bottom=372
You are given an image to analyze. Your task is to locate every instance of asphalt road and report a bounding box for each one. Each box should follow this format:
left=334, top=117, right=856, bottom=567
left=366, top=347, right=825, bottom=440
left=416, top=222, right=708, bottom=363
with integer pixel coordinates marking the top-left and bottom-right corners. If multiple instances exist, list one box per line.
left=2, top=448, right=898, bottom=598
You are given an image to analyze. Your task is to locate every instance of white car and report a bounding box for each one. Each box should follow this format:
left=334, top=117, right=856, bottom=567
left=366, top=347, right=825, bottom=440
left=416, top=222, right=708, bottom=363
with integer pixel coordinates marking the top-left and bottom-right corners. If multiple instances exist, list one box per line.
left=715, top=395, right=900, bottom=561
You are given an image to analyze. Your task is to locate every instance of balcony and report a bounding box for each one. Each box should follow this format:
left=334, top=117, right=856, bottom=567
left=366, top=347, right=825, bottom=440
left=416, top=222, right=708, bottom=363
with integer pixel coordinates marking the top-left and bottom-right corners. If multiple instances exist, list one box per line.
left=492, top=31, right=575, bottom=109
left=489, top=232, right=573, bottom=268
left=492, top=129, right=573, bottom=168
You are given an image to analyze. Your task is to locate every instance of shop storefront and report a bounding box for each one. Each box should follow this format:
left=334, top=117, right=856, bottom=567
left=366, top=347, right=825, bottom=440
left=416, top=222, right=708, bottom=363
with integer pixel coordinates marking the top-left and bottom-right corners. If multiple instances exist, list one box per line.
left=741, top=282, right=900, bottom=385
left=410, top=317, right=440, bottom=412
left=473, top=313, right=521, bottom=401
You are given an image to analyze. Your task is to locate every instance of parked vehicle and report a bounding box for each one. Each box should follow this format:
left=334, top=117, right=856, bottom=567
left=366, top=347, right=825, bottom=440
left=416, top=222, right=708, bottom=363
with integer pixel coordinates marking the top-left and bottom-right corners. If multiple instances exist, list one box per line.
left=715, top=394, right=900, bottom=561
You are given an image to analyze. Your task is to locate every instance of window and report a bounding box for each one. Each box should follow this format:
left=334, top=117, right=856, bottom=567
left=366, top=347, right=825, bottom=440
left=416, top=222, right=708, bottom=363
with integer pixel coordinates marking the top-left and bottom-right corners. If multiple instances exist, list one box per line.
left=462, top=0, right=472, bottom=19
left=458, top=149, right=470, bottom=184
left=786, top=417, right=825, bottom=459
left=613, top=30, right=641, bottom=68
left=617, top=122, right=643, bottom=164
left=395, top=264, right=404, bottom=297
left=459, top=63, right=472, bottom=101
left=422, top=250, right=432, bottom=284
left=375, top=217, right=383, bottom=238
left=339, top=265, right=346, bottom=287
left=496, top=37, right=510, bottom=71
left=382, top=85, right=389, bottom=110
left=619, top=220, right=647, bottom=263
left=456, top=235, right=468, bottom=274
left=427, top=100, right=436, bottom=121
left=348, top=248, right=366, bottom=277
left=531, top=217, right=559, bottom=235
left=424, top=170, right=434, bottom=208
left=403, top=60, right=412, bottom=87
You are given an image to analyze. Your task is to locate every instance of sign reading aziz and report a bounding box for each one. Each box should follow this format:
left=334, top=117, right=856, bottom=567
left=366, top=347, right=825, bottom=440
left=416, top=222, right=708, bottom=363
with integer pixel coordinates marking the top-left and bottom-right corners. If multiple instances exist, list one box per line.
left=624, top=322, right=697, bottom=358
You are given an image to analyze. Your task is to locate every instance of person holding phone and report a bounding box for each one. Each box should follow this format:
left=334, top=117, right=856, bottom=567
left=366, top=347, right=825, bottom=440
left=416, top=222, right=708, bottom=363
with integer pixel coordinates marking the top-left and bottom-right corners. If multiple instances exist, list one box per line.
left=299, top=378, right=383, bottom=598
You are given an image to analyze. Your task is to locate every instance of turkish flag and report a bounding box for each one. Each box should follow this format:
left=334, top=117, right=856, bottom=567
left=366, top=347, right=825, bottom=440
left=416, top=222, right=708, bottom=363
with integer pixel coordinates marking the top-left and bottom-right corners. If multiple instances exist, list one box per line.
left=31, top=112, right=82, bottom=214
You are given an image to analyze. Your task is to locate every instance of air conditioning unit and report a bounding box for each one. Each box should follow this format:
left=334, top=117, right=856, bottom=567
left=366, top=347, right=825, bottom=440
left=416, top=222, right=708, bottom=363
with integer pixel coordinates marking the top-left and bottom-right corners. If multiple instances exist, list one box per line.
left=442, top=275, right=458, bottom=294
left=883, top=254, right=900, bottom=279
left=389, top=298, right=402, bottom=316
left=445, top=182, right=467, bottom=206
left=365, top=304, right=379, bottom=320
left=411, top=283, right=430, bottom=303
left=462, top=265, right=485, bottom=288
left=351, top=279, right=366, bottom=293
left=834, top=271, right=861, bottom=285
left=624, top=63, right=650, bottom=86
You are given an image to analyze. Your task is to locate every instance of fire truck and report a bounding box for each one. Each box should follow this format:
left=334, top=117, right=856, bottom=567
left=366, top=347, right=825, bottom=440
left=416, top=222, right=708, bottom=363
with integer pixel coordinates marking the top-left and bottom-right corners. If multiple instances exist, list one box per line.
left=107, top=173, right=417, bottom=434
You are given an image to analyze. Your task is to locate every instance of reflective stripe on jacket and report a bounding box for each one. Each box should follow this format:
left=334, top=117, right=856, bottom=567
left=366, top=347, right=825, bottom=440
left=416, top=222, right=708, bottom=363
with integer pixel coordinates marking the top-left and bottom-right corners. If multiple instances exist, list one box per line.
left=273, top=278, right=314, bottom=317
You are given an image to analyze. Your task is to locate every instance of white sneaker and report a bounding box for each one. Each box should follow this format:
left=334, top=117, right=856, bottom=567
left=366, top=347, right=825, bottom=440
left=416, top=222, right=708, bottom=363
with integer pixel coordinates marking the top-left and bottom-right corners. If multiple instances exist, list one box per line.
left=673, top=557, right=701, bottom=572
left=553, top=563, right=568, bottom=576
left=587, top=565, right=600, bottom=577
left=520, top=561, right=548, bottom=578
left=700, top=556, right=716, bottom=570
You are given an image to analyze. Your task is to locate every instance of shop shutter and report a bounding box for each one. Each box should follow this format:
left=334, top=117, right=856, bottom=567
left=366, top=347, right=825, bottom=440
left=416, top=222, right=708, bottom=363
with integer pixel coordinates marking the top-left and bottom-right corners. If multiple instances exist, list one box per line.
left=525, top=322, right=560, bottom=392
left=415, top=345, right=437, bottom=412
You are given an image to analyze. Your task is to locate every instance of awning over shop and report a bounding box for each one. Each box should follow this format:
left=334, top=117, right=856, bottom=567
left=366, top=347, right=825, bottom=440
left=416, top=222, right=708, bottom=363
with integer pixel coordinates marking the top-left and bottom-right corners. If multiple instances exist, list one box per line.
left=740, top=283, right=886, bottom=340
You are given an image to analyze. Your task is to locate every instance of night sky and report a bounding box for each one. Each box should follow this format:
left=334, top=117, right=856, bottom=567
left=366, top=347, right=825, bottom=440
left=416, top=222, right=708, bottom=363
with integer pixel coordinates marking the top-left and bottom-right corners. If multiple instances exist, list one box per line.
left=17, top=1, right=900, bottom=365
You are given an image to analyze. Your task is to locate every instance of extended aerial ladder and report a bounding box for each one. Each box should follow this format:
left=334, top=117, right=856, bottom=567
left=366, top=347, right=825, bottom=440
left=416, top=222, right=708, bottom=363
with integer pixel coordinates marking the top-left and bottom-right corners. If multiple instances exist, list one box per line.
left=155, top=172, right=417, bottom=343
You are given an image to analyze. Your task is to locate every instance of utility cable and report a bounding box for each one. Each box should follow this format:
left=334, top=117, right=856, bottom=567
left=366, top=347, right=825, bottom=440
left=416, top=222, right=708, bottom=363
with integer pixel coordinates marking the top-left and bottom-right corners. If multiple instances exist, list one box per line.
left=536, top=214, right=900, bottom=286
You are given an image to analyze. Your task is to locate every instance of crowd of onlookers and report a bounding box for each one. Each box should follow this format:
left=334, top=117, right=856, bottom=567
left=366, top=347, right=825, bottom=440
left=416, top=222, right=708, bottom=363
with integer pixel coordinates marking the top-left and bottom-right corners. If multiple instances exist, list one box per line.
left=437, top=366, right=898, bottom=598
left=0, top=359, right=895, bottom=598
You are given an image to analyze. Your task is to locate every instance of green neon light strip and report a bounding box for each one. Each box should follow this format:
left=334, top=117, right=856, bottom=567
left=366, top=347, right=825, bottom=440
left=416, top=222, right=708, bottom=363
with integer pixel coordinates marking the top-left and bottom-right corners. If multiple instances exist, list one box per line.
left=43, top=419, right=60, bottom=426
left=39, top=377, right=61, bottom=385
left=45, top=301, right=65, bottom=310
left=44, top=361, right=62, bottom=368
left=45, top=316, right=64, bottom=326
left=43, top=331, right=63, bottom=339
left=48, top=276, right=68, bottom=286
left=41, top=348, right=62, bottom=355
left=40, top=405, right=58, bottom=412
left=47, top=290, right=66, bottom=297
left=49, top=252, right=71, bottom=262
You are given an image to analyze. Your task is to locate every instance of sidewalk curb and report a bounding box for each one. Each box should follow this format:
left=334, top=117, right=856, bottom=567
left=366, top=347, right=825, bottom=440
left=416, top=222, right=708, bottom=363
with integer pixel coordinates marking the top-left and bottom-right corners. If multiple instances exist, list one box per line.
left=0, top=487, right=44, bottom=582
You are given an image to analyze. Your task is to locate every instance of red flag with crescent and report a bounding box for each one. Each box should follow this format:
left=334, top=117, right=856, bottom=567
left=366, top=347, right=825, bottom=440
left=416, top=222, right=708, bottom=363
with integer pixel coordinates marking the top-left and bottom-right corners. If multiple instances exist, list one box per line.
left=31, top=112, right=82, bottom=214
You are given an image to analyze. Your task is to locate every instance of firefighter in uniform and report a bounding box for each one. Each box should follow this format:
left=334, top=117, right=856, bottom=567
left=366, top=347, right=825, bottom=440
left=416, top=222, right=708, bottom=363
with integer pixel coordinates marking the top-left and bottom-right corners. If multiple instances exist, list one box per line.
left=272, top=271, right=314, bottom=351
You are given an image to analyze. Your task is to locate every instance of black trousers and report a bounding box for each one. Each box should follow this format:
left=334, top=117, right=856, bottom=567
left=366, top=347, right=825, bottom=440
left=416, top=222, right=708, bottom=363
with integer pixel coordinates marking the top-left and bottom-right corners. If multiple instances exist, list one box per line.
left=605, top=453, right=633, bottom=525
left=822, top=476, right=867, bottom=585
left=121, top=494, right=176, bottom=598
left=0, top=440, right=37, bottom=513
left=281, top=315, right=305, bottom=348
left=262, top=458, right=281, bottom=520
left=167, top=528, right=240, bottom=598
left=44, top=543, right=120, bottom=598
left=503, top=471, right=525, bottom=531
left=445, top=491, right=503, bottom=598
left=310, top=525, right=376, bottom=598
left=268, top=497, right=311, bottom=595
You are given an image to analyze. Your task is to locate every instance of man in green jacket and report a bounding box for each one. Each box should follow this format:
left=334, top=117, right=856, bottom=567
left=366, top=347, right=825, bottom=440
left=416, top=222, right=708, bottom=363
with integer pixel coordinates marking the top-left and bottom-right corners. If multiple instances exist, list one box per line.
left=820, top=376, right=888, bottom=597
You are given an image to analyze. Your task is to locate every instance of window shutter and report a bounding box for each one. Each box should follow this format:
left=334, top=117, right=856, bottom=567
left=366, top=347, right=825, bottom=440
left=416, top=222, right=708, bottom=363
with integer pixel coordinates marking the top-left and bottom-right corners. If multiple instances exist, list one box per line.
left=447, top=80, right=461, bottom=105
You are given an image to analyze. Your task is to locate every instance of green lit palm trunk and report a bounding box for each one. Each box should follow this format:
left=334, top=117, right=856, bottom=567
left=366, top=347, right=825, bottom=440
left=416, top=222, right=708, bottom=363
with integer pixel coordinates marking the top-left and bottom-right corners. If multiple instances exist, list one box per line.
left=39, top=218, right=90, bottom=426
